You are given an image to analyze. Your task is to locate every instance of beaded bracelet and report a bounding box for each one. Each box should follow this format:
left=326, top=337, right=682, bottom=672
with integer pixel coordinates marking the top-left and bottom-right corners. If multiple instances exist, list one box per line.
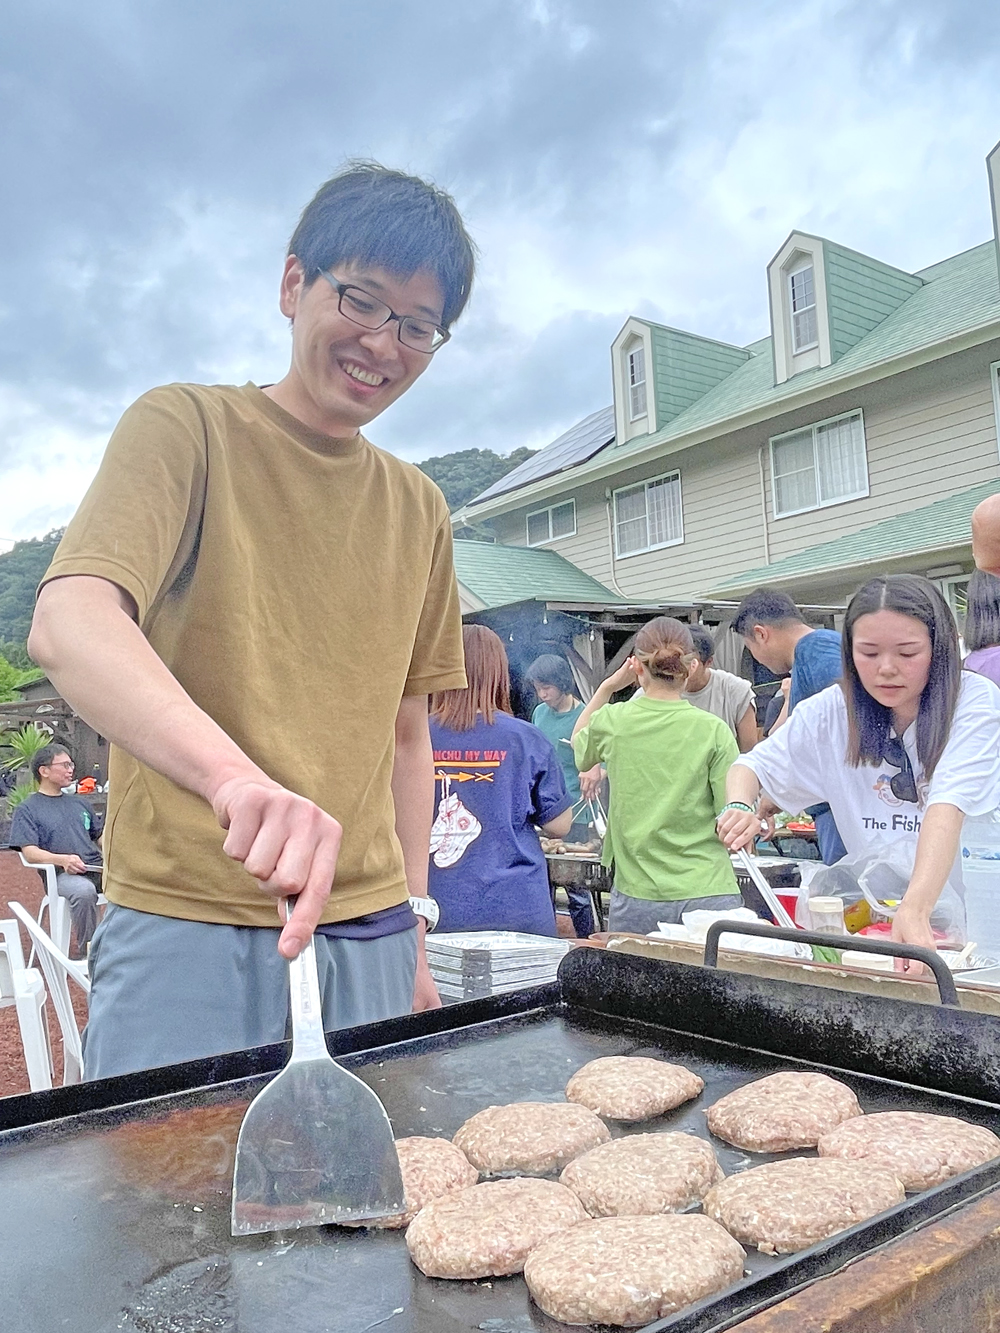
left=719, top=801, right=755, bottom=814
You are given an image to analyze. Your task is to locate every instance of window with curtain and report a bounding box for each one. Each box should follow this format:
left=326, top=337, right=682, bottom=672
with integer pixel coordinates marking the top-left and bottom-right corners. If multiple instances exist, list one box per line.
left=771, top=411, right=868, bottom=517
left=628, top=347, right=647, bottom=419
left=526, top=499, right=576, bottom=546
left=789, top=264, right=819, bottom=352
left=613, top=472, right=683, bottom=556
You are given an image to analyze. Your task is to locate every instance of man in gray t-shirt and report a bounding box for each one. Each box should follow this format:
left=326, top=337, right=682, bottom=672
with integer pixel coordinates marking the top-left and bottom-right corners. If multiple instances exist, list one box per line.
left=10, top=745, right=103, bottom=957
left=684, top=627, right=757, bottom=752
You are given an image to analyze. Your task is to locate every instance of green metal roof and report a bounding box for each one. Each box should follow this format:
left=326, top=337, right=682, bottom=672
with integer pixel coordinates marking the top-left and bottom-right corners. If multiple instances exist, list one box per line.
left=823, top=239, right=924, bottom=361
left=703, top=478, right=1000, bottom=598
left=453, top=541, right=622, bottom=610
left=648, top=323, right=751, bottom=425
left=463, top=241, right=1000, bottom=520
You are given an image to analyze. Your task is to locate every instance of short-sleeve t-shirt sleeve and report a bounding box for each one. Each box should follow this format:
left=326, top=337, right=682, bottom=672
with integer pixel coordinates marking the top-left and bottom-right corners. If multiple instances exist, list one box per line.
left=529, top=734, right=572, bottom=825
left=403, top=514, right=467, bottom=696
left=9, top=800, right=41, bottom=849
left=43, top=386, right=209, bottom=622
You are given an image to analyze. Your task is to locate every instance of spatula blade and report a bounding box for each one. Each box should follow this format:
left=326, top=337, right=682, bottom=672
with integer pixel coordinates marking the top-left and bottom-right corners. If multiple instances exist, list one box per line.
left=231, top=1059, right=405, bottom=1236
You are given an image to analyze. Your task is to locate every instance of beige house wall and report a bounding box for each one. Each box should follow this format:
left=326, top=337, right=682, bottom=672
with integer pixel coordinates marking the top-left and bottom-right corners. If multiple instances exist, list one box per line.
left=487, top=340, right=1000, bottom=603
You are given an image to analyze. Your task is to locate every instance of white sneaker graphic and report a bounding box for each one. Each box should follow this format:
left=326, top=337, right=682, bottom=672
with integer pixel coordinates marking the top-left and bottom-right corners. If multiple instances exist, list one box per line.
left=430, top=779, right=482, bottom=868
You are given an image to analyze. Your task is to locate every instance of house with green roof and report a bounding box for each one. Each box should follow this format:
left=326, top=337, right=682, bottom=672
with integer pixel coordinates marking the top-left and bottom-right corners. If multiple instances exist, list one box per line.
left=454, top=141, right=1000, bottom=622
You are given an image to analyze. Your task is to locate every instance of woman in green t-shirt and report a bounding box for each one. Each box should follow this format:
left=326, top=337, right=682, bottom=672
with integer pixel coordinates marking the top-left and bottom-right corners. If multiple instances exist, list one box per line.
left=572, top=616, right=742, bottom=934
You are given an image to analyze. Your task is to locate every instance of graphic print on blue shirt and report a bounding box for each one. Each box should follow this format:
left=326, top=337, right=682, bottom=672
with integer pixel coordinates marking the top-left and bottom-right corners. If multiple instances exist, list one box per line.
left=428, top=712, right=570, bottom=936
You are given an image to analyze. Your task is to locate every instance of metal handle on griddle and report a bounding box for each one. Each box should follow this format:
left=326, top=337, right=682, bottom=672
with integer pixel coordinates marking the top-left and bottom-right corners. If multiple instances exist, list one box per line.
left=702, top=919, right=961, bottom=1008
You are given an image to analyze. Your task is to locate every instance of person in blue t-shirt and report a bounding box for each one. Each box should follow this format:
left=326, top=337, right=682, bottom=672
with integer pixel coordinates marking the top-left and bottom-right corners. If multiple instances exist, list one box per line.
left=732, top=588, right=847, bottom=864
left=428, top=626, right=573, bottom=935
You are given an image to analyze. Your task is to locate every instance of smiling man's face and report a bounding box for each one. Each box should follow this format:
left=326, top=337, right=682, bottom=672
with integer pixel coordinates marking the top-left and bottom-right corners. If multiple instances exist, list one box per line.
left=271, top=258, right=445, bottom=438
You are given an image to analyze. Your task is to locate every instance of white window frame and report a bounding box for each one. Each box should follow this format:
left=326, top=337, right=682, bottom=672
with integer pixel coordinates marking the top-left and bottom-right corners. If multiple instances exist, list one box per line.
left=627, top=346, right=647, bottom=420
left=525, top=498, right=577, bottom=547
left=769, top=409, right=869, bottom=519
left=788, top=263, right=819, bottom=353
left=992, top=361, right=1000, bottom=458
left=612, top=471, right=684, bottom=558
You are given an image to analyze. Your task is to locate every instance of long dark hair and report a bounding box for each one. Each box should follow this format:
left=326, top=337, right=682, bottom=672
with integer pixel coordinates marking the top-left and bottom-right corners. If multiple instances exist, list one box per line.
left=842, top=574, right=959, bottom=778
left=964, top=569, right=1000, bottom=653
left=431, top=624, right=511, bottom=731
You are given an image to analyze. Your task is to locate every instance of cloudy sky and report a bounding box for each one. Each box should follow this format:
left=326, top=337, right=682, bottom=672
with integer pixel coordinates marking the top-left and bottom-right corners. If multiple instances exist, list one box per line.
left=2, top=0, right=1000, bottom=543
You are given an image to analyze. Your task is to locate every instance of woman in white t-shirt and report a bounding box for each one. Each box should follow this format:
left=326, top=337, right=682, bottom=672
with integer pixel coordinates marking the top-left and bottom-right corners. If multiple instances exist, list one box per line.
left=717, top=574, right=1000, bottom=963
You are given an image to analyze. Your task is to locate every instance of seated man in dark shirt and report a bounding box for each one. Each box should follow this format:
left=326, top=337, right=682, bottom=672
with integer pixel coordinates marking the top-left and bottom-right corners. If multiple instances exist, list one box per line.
left=11, top=744, right=103, bottom=958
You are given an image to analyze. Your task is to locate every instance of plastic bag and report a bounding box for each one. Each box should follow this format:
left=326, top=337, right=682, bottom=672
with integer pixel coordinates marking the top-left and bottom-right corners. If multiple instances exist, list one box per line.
left=804, top=846, right=966, bottom=945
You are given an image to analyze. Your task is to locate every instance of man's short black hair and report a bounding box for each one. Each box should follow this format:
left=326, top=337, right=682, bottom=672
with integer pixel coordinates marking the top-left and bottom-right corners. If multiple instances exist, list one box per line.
left=31, top=744, right=70, bottom=781
left=289, top=161, right=476, bottom=329
left=731, top=588, right=805, bottom=637
left=689, top=626, right=715, bottom=664
left=525, top=654, right=576, bottom=697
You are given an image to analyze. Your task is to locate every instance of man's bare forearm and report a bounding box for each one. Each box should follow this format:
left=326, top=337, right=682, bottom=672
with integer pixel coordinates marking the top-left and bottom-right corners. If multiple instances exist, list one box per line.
left=31, top=576, right=265, bottom=804
left=30, top=574, right=344, bottom=958
left=390, top=696, right=435, bottom=900
left=391, top=696, right=440, bottom=1011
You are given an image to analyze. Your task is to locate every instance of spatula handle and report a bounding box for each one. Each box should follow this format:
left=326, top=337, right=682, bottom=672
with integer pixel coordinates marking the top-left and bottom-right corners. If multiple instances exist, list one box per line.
left=284, top=897, right=329, bottom=1062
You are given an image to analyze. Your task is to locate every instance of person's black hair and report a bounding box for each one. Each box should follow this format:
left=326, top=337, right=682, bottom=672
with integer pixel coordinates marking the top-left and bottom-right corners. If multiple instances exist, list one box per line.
left=731, top=588, right=805, bottom=637
left=689, top=626, right=715, bottom=664
left=288, top=161, right=476, bottom=328
left=525, top=654, right=576, bottom=697
left=842, top=574, right=959, bottom=779
left=963, top=569, right=1000, bottom=653
left=31, top=744, right=71, bottom=781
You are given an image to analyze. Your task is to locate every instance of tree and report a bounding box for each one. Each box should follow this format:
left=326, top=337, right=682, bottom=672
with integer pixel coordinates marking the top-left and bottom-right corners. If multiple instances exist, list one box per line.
left=0, top=655, right=43, bottom=703
left=0, top=529, right=64, bottom=659
left=415, top=447, right=536, bottom=512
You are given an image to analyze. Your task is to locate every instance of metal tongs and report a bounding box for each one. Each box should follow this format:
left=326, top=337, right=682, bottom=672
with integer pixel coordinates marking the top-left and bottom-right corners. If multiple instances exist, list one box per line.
left=231, top=898, right=405, bottom=1236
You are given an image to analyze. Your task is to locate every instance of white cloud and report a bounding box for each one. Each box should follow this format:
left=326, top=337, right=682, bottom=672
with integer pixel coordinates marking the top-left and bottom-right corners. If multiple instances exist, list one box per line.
left=1, top=0, right=1000, bottom=527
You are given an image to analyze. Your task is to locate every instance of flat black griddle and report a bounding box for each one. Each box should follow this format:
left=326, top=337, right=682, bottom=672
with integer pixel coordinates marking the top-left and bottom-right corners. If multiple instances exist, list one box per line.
left=4, top=946, right=1000, bottom=1333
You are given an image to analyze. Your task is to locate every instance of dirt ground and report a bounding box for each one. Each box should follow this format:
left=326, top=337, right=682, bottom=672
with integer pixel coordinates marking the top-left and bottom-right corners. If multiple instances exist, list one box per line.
left=0, top=849, right=86, bottom=1096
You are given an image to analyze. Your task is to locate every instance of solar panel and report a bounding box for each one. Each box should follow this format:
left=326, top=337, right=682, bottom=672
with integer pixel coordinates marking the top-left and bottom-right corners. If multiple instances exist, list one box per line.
left=468, top=405, right=615, bottom=505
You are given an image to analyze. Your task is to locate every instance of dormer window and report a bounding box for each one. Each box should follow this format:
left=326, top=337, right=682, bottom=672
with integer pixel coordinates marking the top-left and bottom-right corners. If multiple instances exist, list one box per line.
left=789, top=264, right=818, bottom=351
left=628, top=348, right=647, bottom=419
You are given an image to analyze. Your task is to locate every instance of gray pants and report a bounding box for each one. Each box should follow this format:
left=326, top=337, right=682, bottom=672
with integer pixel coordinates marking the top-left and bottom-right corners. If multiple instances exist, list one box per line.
left=83, top=904, right=418, bottom=1081
left=608, top=889, right=745, bottom=935
left=56, top=872, right=101, bottom=954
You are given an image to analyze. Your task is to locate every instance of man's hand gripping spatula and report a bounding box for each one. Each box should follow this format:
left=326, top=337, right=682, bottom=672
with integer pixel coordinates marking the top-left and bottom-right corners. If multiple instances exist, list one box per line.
left=231, top=897, right=405, bottom=1236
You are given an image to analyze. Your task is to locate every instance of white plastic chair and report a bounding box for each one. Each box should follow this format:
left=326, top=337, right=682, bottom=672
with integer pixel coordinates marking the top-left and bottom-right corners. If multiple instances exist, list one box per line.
left=0, top=918, right=52, bottom=1091
left=17, top=851, right=106, bottom=961
left=9, top=901, right=89, bottom=1086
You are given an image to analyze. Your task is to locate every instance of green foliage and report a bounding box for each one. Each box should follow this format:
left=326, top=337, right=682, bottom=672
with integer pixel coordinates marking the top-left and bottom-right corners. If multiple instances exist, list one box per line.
left=0, top=528, right=64, bottom=657
left=415, top=448, right=537, bottom=511
left=0, top=654, right=44, bottom=703
left=1, top=723, right=54, bottom=771
left=3, top=778, right=38, bottom=811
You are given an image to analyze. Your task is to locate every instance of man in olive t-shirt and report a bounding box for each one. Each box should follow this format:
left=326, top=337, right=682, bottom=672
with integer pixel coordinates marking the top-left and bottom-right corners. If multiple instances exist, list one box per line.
left=29, top=165, right=475, bottom=1078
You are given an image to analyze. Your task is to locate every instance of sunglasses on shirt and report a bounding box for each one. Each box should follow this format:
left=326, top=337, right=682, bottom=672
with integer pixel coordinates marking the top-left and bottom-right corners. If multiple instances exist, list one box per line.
left=883, top=734, right=918, bottom=804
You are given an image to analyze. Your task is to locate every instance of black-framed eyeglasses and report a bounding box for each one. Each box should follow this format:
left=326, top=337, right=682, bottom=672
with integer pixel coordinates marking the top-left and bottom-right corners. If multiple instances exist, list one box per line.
left=883, top=733, right=918, bottom=804
left=318, top=272, right=450, bottom=353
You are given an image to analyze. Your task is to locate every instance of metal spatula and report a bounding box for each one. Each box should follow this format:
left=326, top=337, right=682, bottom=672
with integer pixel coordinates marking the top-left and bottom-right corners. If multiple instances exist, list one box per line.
left=231, top=898, right=405, bottom=1236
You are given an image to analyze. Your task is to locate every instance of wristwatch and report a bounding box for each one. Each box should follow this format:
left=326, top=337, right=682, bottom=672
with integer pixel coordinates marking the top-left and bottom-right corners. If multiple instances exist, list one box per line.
left=409, top=895, right=440, bottom=931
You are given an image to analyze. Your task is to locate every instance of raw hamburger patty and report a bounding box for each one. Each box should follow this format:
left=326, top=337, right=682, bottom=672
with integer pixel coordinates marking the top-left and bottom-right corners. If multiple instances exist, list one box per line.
left=706, top=1072, right=862, bottom=1151
left=405, top=1178, right=588, bottom=1278
left=565, top=1056, right=704, bottom=1121
left=523, top=1214, right=746, bottom=1326
left=453, top=1101, right=611, bottom=1175
left=343, top=1137, right=478, bottom=1229
left=703, top=1157, right=904, bottom=1254
left=818, top=1111, right=1000, bottom=1191
left=560, top=1132, right=723, bottom=1216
